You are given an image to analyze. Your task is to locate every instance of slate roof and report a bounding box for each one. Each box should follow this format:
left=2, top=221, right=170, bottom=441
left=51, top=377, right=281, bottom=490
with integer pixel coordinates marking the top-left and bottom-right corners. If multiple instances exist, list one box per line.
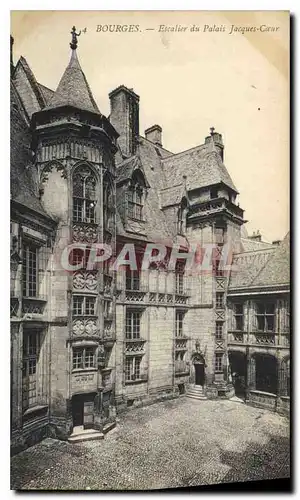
left=37, top=83, right=54, bottom=104
left=161, top=144, right=237, bottom=192
left=13, top=56, right=46, bottom=118
left=10, top=81, right=52, bottom=219
left=229, top=233, right=290, bottom=290
left=45, top=50, right=100, bottom=114
left=240, top=237, right=274, bottom=252
left=160, top=184, right=186, bottom=208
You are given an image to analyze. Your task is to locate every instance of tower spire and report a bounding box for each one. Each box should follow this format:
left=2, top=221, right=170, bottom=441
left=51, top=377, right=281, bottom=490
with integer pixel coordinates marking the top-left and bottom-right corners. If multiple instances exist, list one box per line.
left=70, top=26, right=81, bottom=50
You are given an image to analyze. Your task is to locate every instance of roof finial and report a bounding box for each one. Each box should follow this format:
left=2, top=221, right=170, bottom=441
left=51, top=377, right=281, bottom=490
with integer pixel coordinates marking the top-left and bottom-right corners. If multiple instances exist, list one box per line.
left=70, top=26, right=81, bottom=50
left=210, top=126, right=215, bottom=135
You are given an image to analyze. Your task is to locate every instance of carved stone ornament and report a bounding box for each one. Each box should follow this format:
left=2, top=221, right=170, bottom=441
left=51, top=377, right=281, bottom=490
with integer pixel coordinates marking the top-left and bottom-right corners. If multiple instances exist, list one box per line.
left=73, top=223, right=98, bottom=243
left=72, top=318, right=98, bottom=336
left=40, top=162, right=67, bottom=184
left=73, top=271, right=98, bottom=290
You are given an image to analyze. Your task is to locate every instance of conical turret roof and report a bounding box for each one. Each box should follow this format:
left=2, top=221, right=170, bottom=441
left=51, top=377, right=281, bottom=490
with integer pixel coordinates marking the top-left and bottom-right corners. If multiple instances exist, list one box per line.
left=45, top=49, right=100, bottom=114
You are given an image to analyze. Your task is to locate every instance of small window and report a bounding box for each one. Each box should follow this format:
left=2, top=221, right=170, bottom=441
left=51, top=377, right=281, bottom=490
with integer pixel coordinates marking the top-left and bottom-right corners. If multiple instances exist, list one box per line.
left=175, top=262, right=185, bottom=295
left=127, top=185, right=143, bottom=220
left=175, top=311, right=185, bottom=337
left=73, top=296, right=96, bottom=316
left=22, top=331, right=41, bottom=410
left=126, top=310, right=141, bottom=339
left=255, top=302, right=276, bottom=332
left=216, top=321, right=223, bottom=339
left=233, top=303, right=244, bottom=331
left=216, top=292, right=224, bottom=309
left=125, top=357, right=141, bottom=381
left=72, top=346, right=96, bottom=370
left=126, top=269, right=140, bottom=290
left=72, top=166, right=97, bottom=223
left=215, top=353, right=223, bottom=373
left=22, top=243, right=39, bottom=297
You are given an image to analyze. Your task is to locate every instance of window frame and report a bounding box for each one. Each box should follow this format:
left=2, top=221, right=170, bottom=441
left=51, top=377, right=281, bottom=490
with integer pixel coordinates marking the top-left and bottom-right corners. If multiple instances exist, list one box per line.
left=126, top=310, right=141, bottom=339
left=125, top=356, right=142, bottom=381
left=255, top=302, right=276, bottom=332
left=215, top=353, right=223, bottom=373
left=233, top=303, right=244, bottom=331
left=73, top=295, right=96, bottom=316
left=72, top=346, right=96, bottom=371
left=215, top=321, right=223, bottom=340
left=216, top=292, right=224, bottom=309
left=72, top=167, right=97, bottom=224
left=126, top=269, right=141, bottom=291
left=175, top=310, right=185, bottom=337
left=22, top=331, right=40, bottom=410
left=22, top=241, right=39, bottom=298
left=127, top=184, right=144, bottom=221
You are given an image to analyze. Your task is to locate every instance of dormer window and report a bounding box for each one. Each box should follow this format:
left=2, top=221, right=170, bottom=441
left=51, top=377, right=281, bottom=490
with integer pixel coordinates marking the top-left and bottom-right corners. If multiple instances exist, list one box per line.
left=210, top=187, right=218, bottom=199
left=126, top=171, right=146, bottom=221
left=73, top=165, right=97, bottom=223
left=127, top=185, right=143, bottom=220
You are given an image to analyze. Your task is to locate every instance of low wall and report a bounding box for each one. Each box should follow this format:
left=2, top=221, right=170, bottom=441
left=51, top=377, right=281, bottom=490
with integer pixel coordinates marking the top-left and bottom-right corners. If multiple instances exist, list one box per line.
left=248, top=390, right=277, bottom=411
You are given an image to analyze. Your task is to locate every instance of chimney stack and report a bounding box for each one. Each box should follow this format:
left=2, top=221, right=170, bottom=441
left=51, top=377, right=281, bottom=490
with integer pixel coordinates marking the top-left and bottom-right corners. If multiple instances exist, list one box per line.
left=145, top=124, right=162, bottom=147
left=109, top=85, right=139, bottom=158
left=205, top=127, right=224, bottom=160
left=248, top=230, right=262, bottom=242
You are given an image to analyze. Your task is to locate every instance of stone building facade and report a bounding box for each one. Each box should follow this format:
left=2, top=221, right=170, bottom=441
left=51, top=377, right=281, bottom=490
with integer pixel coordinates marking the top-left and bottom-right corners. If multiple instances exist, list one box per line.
left=10, top=32, right=290, bottom=454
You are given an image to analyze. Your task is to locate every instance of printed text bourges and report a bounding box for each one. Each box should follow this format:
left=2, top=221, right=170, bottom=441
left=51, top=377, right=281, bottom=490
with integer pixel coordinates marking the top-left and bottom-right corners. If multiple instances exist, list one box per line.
left=93, top=24, right=280, bottom=34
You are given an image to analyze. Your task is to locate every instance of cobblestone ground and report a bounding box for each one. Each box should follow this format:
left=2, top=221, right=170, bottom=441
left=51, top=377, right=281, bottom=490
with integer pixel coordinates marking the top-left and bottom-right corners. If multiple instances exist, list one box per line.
left=11, top=398, right=290, bottom=491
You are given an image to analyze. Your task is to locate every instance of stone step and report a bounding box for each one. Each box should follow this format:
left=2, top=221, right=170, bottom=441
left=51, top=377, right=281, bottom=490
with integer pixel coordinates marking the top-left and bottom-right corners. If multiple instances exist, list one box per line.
left=68, top=429, right=104, bottom=443
left=186, top=394, right=207, bottom=400
left=186, top=392, right=207, bottom=400
left=186, top=388, right=205, bottom=395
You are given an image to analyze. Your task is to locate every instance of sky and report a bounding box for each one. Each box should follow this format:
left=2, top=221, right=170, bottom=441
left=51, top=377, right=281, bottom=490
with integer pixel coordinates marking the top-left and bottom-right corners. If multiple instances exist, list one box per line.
left=10, top=10, right=289, bottom=243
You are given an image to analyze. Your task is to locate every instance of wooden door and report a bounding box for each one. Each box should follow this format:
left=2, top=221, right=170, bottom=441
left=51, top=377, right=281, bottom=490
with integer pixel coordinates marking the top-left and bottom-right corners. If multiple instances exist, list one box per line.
left=83, top=400, right=94, bottom=429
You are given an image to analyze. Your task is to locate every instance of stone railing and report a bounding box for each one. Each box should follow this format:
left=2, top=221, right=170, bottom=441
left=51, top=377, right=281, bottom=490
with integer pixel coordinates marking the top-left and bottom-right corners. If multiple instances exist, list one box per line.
left=22, top=296, right=47, bottom=315
left=124, top=290, right=147, bottom=303
left=124, top=339, right=146, bottom=355
left=175, top=337, right=188, bottom=350
left=228, top=331, right=290, bottom=348
left=228, top=331, right=246, bottom=344
left=250, top=332, right=276, bottom=346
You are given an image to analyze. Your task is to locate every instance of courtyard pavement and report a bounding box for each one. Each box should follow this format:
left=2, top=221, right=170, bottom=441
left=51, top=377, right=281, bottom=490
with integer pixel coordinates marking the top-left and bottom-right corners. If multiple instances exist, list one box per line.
left=11, top=397, right=290, bottom=491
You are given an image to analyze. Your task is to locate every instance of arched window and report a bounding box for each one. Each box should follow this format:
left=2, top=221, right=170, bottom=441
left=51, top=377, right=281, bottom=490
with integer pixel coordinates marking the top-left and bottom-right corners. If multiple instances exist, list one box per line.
left=73, top=166, right=97, bottom=223
left=127, top=171, right=146, bottom=221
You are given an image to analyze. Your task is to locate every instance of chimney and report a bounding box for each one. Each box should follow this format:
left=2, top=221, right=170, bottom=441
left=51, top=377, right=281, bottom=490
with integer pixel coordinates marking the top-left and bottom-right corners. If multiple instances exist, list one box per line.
left=248, top=230, right=262, bottom=242
left=205, top=127, right=224, bottom=160
left=145, top=124, right=162, bottom=147
left=109, top=85, right=139, bottom=158
left=10, top=35, right=14, bottom=76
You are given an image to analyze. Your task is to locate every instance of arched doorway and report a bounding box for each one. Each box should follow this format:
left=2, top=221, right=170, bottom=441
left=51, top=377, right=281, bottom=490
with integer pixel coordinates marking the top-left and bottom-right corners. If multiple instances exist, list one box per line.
left=192, top=353, right=206, bottom=387
left=228, top=351, right=247, bottom=398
